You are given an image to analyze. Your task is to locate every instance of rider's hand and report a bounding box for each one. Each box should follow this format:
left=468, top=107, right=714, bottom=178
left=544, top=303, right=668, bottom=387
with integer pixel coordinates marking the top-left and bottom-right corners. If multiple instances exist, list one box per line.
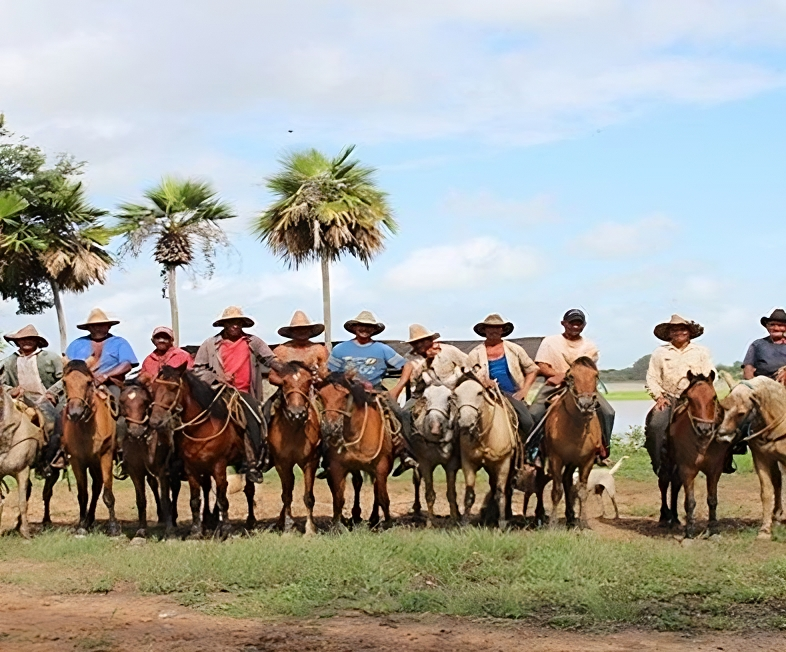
left=9, top=386, right=24, bottom=398
left=45, top=393, right=57, bottom=406
left=655, top=396, right=670, bottom=411
left=512, top=389, right=528, bottom=402
left=546, top=373, right=565, bottom=386
left=94, top=373, right=107, bottom=385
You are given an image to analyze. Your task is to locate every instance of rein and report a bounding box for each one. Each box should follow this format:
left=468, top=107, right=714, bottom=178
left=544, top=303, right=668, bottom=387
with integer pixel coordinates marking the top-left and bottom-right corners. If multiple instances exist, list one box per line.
left=153, top=378, right=236, bottom=444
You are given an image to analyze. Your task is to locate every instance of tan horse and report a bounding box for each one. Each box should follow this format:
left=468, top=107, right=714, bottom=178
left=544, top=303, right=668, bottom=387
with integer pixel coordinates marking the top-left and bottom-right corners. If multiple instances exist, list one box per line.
left=318, top=372, right=393, bottom=528
left=718, top=376, right=786, bottom=539
left=268, top=361, right=320, bottom=535
left=540, top=357, right=602, bottom=529
left=454, top=374, right=516, bottom=530
left=61, top=360, right=119, bottom=536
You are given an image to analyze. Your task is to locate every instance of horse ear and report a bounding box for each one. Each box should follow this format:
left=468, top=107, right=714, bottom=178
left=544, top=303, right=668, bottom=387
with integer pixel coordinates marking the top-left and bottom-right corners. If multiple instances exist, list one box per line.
left=708, top=370, right=716, bottom=383
left=687, top=370, right=695, bottom=383
left=175, top=362, right=188, bottom=375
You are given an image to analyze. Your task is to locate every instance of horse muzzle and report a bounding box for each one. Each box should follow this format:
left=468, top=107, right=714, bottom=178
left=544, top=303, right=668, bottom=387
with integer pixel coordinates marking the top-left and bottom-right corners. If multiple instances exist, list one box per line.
left=285, top=405, right=308, bottom=423
left=66, top=401, right=87, bottom=421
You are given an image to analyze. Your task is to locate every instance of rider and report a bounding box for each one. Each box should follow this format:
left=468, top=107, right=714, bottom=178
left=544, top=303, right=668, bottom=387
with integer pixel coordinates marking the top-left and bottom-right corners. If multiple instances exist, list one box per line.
left=742, top=309, right=786, bottom=380
left=193, top=306, right=285, bottom=483
left=139, top=326, right=193, bottom=383
left=644, top=314, right=716, bottom=475
left=530, top=309, right=615, bottom=465
left=327, top=310, right=417, bottom=476
left=466, top=313, right=537, bottom=448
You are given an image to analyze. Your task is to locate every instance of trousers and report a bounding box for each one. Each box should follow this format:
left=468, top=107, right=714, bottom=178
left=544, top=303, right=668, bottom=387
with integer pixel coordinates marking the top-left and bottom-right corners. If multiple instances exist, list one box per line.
left=644, top=399, right=675, bottom=476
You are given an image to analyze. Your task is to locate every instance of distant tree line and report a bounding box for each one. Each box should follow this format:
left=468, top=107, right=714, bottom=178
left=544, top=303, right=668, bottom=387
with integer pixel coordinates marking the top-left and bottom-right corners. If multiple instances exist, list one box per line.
left=600, top=355, right=743, bottom=382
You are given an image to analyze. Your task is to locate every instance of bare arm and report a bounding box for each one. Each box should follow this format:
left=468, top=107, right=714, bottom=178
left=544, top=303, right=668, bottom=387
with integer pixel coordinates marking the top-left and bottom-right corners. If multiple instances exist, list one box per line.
left=95, top=362, right=132, bottom=385
left=537, top=362, right=564, bottom=386
left=388, top=361, right=415, bottom=401
left=743, top=364, right=755, bottom=380
left=513, top=369, right=538, bottom=402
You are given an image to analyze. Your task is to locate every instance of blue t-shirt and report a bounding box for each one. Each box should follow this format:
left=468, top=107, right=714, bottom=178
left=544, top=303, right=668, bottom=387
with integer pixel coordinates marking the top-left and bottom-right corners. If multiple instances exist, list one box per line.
left=488, top=356, right=518, bottom=394
left=743, top=337, right=786, bottom=379
left=66, top=335, right=139, bottom=375
left=327, top=340, right=405, bottom=387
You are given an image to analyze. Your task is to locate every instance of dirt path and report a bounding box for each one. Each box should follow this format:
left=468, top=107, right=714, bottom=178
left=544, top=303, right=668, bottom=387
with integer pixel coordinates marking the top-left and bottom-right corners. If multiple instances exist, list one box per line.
left=1, top=584, right=784, bottom=652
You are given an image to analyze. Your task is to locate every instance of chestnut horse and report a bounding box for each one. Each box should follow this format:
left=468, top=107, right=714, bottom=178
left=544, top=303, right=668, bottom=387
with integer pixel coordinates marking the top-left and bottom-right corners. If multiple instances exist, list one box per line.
left=540, top=357, right=602, bottom=529
left=318, top=373, right=393, bottom=528
left=149, top=364, right=254, bottom=537
left=658, top=372, right=727, bottom=537
left=267, top=361, right=320, bottom=535
left=61, top=361, right=119, bottom=536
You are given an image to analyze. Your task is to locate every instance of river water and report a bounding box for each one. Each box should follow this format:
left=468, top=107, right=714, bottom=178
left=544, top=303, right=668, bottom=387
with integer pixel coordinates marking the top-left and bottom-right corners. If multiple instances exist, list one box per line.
left=610, top=400, right=653, bottom=435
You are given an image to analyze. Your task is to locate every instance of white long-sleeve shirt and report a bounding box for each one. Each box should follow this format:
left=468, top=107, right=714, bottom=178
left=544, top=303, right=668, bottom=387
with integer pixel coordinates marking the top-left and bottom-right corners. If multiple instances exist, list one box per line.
left=646, top=342, right=716, bottom=400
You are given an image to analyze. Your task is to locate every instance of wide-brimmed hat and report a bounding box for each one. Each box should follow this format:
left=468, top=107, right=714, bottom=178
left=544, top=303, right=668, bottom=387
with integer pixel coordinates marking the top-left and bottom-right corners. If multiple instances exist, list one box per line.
left=278, top=310, right=325, bottom=339
left=761, top=309, right=786, bottom=328
left=474, top=313, right=514, bottom=338
left=344, top=310, right=385, bottom=336
left=213, top=306, right=254, bottom=328
left=406, top=324, right=440, bottom=344
left=151, top=326, right=174, bottom=340
left=3, top=324, right=48, bottom=349
left=653, top=314, right=704, bottom=342
left=77, top=308, right=120, bottom=330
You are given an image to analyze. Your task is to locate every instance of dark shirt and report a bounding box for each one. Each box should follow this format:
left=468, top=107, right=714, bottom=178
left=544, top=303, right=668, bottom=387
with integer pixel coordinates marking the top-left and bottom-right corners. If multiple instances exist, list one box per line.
left=488, top=356, right=518, bottom=394
left=743, top=337, right=786, bottom=378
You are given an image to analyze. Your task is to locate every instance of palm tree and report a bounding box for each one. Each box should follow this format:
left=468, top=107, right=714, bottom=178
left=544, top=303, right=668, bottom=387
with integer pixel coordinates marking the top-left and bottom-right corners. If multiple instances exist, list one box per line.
left=254, top=146, right=396, bottom=350
left=115, top=177, right=235, bottom=345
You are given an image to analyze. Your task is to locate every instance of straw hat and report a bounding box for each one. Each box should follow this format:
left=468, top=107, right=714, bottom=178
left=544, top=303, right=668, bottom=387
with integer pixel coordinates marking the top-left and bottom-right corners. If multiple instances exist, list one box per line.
left=151, top=326, right=175, bottom=340
left=344, top=310, right=385, bottom=336
left=3, top=324, right=48, bottom=349
left=77, top=308, right=120, bottom=330
left=278, top=310, right=325, bottom=339
left=405, top=324, right=440, bottom=344
left=473, top=313, right=514, bottom=338
left=653, top=314, right=704, bottom=342
left=761, top=308, right=786, bottom=328
left=213, top=306, right=254, bottom=328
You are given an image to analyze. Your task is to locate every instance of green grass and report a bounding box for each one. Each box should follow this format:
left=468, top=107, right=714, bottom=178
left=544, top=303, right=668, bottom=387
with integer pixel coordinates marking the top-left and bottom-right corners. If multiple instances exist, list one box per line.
left=604, top=391, right=652, bottom=401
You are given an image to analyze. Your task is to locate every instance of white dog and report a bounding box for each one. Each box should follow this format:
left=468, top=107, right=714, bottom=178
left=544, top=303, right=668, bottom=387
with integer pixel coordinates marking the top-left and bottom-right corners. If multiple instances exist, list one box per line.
left=573, top=456, right=629, bottom=519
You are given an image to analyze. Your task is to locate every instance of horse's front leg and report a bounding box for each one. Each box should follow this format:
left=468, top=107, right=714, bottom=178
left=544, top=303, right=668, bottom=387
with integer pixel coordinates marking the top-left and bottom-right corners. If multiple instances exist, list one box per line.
left=213, top=465, right=231, bottom=537
left=302, top=456, right=318, bottom=537
left=446, top=462, right=460, bottom=524
left=276, top=461, right=295, bottom=533
left=15, top=468, right=31, bottom=539
left=753, top=450, right=776, bottom=540
left=772, top=463, right=784, bottom=523
left=669, top=467, right=682, bottom=528
left=243, top=478, right=256, bottom=530
left=534, top=468, right=548, bottom=527
left=683, top=470, right=698, bottom=538
left=562, top=464, right=577, bottom=528
left=373, top=459, right=392, bottom=526
left=146, top=474, right=163, bottom=524
left=350, top=470, right=363, bottom=524
left=42, top=470, right=58, bottom=527
left=495, top=458, right=512, bottom=531
left=575, top=461, right=592, bottom=530
left=706, top=465, right=722, bottom=536
left=87, top=466, right=102, bottom=529
left=462, top=461, right=477, bottom=526
left=157, top=469, right=174, bottom=536
left=548, top=457, right=565, bottom=529
left=657, top=467, right=672, bottom=526
left=328, top=467, right=347, bottom=530
left=423, top=462, right=437, bottom=528
left=187, top=474, right=203, bottom=538
left=99, top=453, right=120, bottom=536
left=411, top=468, right=422, bottom=516
left=71, top=463, right=89, bottom=534
left=130, top=466, right=148, bottom=539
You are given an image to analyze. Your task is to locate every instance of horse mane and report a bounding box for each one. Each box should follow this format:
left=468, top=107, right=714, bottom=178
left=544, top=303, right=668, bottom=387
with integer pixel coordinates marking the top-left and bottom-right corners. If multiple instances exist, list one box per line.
left=121, top=378, right=150, bottom=399
left=279, top=360, right=312, bottom=376
left=159, top=365, right=229, bottom=420
left=455, top=370, right=482, bottom=387
left=571, top=356, right=597, bottom=371
left=742, top=376, right=786, bottom=409
left=322, top=371, right=371, bottom=407
left=63, top=359, right=92, bottom=377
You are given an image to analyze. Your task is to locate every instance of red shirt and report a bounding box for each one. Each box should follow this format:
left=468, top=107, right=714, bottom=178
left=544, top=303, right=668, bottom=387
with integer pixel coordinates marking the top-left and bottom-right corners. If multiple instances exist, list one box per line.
left=141, top=347, right=193, bottom=379
left=219, top=337, right=251, bottom=393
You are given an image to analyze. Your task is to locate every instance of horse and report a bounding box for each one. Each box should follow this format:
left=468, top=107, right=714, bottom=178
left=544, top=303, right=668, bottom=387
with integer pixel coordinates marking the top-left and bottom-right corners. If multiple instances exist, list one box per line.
left=317, top=372, right=393, bottom=528
left=149, top=364, right=254, bottom=537
left=0, top=386, right=45, bottom=538
left=454, top=373, right=516, bottom=530
left=717, top=375, right=786, bottom=540
left=267, top=361, right=320, bottom=535
left=61, top=360, right=119, bottom=536
left=410, top=381, right=461, bottom=527
left=657, top=372, right=728, bottom=537
left=118, top=380, right=183, bottom=538
left=539, top=357, right=602, bottom=529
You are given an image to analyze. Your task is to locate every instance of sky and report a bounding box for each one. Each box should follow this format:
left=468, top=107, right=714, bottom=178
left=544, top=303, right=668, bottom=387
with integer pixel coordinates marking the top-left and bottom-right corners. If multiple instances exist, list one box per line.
left=2, top=0, right=786, bottom=367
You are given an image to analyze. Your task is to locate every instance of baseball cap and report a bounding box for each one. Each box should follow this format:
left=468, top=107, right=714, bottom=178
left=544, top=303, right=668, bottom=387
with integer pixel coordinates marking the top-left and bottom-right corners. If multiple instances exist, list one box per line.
left=562, top=309, right=586, bottom=324
left=151, top=326, right=175, bottom=340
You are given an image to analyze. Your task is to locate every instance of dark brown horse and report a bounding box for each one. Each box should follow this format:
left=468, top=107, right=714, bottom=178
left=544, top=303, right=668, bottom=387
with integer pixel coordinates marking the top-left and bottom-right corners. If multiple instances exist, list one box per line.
left=119, top=380, right=182, bottom=538
left=61, top=361, right=119, bottom=536
left=318, top=373, right=393, bottom=528
left=149, top=364, right=254, bottom=537
left=659, top=371, right=727, bottom=538
left=268, top=361, right=320, bottom=535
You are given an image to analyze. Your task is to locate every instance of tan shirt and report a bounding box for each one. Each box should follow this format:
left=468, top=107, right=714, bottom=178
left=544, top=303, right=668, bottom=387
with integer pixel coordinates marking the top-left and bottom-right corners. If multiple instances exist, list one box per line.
left=409, top=343, right=467, bottom=391
left=16, top=352, right=46, bottom=396
left=535, top=334, right=599, bottom=375
left=646, top=342, right=716, bottom=400
left=467, top=341, right=537, bottom=392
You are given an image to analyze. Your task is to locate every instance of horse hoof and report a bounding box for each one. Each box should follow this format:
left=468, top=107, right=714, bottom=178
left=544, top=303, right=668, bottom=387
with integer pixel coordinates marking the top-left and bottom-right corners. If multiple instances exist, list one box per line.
left=130, top=536, right=146, bottom=546
left=133, top=529, right=147, bottom=540
left=244, top=518, right=257, bottom=531
left=498, top=520, right=510, bottom=532
left=425, top=519, right=434, bottom=530
left=304, top=523, right=317, bottom=538
left=331, top=522, right=349, bottom=535
left=19, top=526, right=31, bottom=540
left=757, top=530, right=772, bottom=541
left=108, top=524, right=122, bottom=538
left=75, top=528, right=88, bottom=538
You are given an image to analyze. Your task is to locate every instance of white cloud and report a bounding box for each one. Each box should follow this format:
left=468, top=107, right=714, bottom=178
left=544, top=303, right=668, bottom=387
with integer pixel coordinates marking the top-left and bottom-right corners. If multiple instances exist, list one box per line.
left=384, top=237, right=541, bottom=290
left=442, top=191, right=559, bottom=225
left=570, top=214, right=676, bottom=259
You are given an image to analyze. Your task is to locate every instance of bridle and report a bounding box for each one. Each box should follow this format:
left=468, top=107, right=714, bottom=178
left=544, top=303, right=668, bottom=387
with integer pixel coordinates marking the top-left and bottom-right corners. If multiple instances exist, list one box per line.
left=566, top=375, right=599, bottom=417
left=64, top=373, right=95, bottom=422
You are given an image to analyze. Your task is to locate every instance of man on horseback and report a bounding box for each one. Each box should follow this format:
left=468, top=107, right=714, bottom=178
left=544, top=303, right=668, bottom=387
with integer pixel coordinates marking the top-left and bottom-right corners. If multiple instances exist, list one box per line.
left=742, top=309, right=786, bottom=380
left=530, top=309, right=615, bottom=465
left=644, top=315, right=716, bottom=474
left=193, top=306, right=284, bottom=483
left=466, top=313, right=537, bottom=445
left=139, top=326, right=193, bottom=382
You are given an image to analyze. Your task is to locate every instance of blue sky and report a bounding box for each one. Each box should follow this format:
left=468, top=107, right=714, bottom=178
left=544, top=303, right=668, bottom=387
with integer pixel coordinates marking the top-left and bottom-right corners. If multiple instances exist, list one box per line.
left=2, top=1, right=786, bottom=367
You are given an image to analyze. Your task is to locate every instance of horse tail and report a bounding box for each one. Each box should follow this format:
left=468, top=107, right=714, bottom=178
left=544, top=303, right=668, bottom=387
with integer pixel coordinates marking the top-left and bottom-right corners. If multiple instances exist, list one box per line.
left=608, top=455, right=629, bottom=475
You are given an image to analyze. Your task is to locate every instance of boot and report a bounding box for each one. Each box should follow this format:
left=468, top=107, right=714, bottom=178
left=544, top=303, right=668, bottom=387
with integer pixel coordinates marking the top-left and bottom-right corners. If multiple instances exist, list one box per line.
left=392, top=452, right=419, bottom=477
left=113, top=449, right=129, bottom=481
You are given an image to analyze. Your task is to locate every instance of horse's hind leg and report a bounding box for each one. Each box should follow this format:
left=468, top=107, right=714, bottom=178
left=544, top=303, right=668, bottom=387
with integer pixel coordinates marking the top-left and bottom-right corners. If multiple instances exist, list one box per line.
left=658, top=469, right=672, bottom=526
left=146, top=475, right=163, bottom=524
left=131, top=467, right=148, bottom=539
left=373, top=469, right=392, bottom=527
left=277, top=462, right=296, bottom=533
left=302, top=458, right=318, bottom=536
left=773, top=463, right=784, bottom=523
left=753, top=453, right=777, bottom=540
left=548, top=458, right=565, bottom=529
left=562, top=465, right=576, bottom=528
left=350, top=471, right=363, bottom=524
left=461, top=464, right=477, bottom=527
left=328, top=469, right=347, bottom=530
left=188, top=475, right=203, bottom=538
left=446, top=463, right=460, bottom=524
left=213, top=466, right=231, bottom=537
left=243, top=478, right=256, bottom=530
left=423, top=463, right=437, bottom=528
left=495, top=459, right=512, bottom=531
left=15, top=467, right=31, bottom=539
left=669, top=469, right=682, bottom=528
left=706, top=469, right=721, bottom=536
left=42, top=470, right=58, bottom=527
left=534, top=469, right=548, bottom=527
left=411, top=468, right=422, bottom=516
left=100, top=454, right=120, bottom=537
left=72, top=464, right=89, bottom=534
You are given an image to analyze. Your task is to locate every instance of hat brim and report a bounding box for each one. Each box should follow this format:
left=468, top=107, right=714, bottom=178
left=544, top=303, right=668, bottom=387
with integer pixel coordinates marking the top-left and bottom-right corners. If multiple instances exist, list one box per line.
left=213, top=317, right=255, bottom=328
left=3, top=334, right=49, bottom=348
left=278, top=324, right=325, bottom=339
left=344, top=320, right=385, bottom=336
left=473, top=322, right=514, bottom=338
left=761, top=316, right=786, bottom=327
left=406, top=331, right=440, bottom=344
left=77, top=320, right=119, bottom=330
left=654, top=322, right=704, bottom=342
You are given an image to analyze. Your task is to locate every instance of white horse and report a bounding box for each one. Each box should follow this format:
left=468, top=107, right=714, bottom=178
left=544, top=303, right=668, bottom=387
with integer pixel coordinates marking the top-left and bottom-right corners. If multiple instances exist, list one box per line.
left=410, top=381, right=461, bottom=527
left=0, top=386, right=45, bottom=538
left=718, top=375, right=786, bottom=539
left=454, top=374, right=516, bottom=529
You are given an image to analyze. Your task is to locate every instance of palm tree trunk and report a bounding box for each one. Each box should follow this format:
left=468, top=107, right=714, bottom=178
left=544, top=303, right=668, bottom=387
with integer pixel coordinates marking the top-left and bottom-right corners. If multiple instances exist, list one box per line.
left=321, top=255, right=332, bottom=352
left=168, top=267, right=180, bottom=346
left=49, top=279, right=68, bottom=354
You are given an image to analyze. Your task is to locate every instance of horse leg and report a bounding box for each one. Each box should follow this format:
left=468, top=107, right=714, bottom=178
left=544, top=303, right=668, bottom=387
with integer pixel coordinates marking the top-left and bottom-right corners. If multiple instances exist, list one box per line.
left=42, top=470, right=58, bottom=528
left=201, top=477, right=215, bottom=529
left=351, top=471, right=363, bottom=524
left=658, top=468, right=672, bottom=526
left=423, top=463, right=437, bottom=528
left=669, top=468, right=682, bottom=527
left=146, top=475, right=164, bottom=525
left=374, top=465, right=392, bottom=526
left=753, top=452, right=776, bottom=540
left=446, top=463, right=460, bottom=524
left=86, top=466, right=102, bottom=530
left=130, top=467, right=148, bottom=539
left=302, top=458, right=318, bottom=537
left=71, top=464, right=89, bottom=534
left=706, top=468, right=721, bottom=536
left=158, top=470, right=175, bottom=536
left=277, top=462, right=296, bottom=533
left=214, top=466, right=231, bottom=537
left=575, top=463, right=592, bottom=530
left=170, top=477, right=181, bottom=525
left=461, top=463, right=477, bottom=527
left=15, top=467, right=31, bottom=539
left=562, top=465, right=576, bottom=528
left=534, top=468, right=548, bottom=527
left=772, top=463, right=784, bottom=523
left=329, top=469, right=347, bottom=529
left=548, top=458, right=564, bottom=529
left=243, top=479, right=256, bottom=530
left=187, top=475, right=203, bottom=538
left=100, top=453, right=120, bottom=537
left=411, top=468, right=422, bottom=516
left=496, top=459, right=512, bottom=531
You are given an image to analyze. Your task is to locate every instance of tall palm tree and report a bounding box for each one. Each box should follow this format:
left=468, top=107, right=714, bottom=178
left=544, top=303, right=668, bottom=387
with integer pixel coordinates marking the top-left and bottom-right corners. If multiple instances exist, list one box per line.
left=115, top=177, right=235, bottom=345
left=254, top=146, right=396, bottom=350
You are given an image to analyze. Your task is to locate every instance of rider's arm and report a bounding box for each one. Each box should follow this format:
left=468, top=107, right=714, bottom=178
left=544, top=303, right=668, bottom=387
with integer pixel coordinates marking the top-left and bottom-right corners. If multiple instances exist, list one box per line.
left=95, top=361, right=133, bottom=385
left=537, top=361, right=564, bottom=386
left=514, top=368, right=538, bottom=402
left=743, top=364, right=756, bottom=380
left=388, top=361, right=415, bottom=401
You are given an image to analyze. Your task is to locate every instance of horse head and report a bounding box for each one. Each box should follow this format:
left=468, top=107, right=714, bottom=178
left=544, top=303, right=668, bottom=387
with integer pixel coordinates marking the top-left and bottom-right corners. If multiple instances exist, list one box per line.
left=566, top=356, right=599, bottom=416
left=119, top=380, right=152, bottom=439
left=683, top=371, right=719, bottom=437
left=421, top=383, right=454, bottom=439
left=150, top=362, right=187, bottom=432
left=63, top=360, right=95, bottom=422
left=279, top=361, right=314, bottom=424
left=317, top=372, right=368, bottom=442
left=717, top=377, right=775, bottom=443
left=454, top=374, right=485, bottom=436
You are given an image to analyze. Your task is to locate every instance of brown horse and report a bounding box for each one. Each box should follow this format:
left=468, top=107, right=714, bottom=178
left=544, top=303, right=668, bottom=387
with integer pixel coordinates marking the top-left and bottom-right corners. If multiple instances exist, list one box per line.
left=149, top=364, right=254, bottom=537
left=318, top=373, right=393, bottom=528
left=540, top=357, right=602, bottom=529
left=267, top=361, right=320, bottom=535
left=61, top=361, right=119, bottom=536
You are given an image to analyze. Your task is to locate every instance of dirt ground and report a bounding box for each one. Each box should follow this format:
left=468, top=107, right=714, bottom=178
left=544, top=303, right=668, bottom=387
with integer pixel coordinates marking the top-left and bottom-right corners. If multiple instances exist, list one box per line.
left=0, top=468, right=780, bottom=651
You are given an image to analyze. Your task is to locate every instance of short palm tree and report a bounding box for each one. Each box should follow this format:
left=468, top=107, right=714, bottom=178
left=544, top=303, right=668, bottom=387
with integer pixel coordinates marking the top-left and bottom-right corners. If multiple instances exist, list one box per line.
left=115, top=177, right=235, bottom=345
left=254, top=146, right=396, bottom=349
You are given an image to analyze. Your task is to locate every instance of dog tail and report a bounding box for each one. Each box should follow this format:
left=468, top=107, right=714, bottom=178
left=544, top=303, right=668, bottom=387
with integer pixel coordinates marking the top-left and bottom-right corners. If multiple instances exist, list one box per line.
left=608, top=455, right=629, bottom=475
